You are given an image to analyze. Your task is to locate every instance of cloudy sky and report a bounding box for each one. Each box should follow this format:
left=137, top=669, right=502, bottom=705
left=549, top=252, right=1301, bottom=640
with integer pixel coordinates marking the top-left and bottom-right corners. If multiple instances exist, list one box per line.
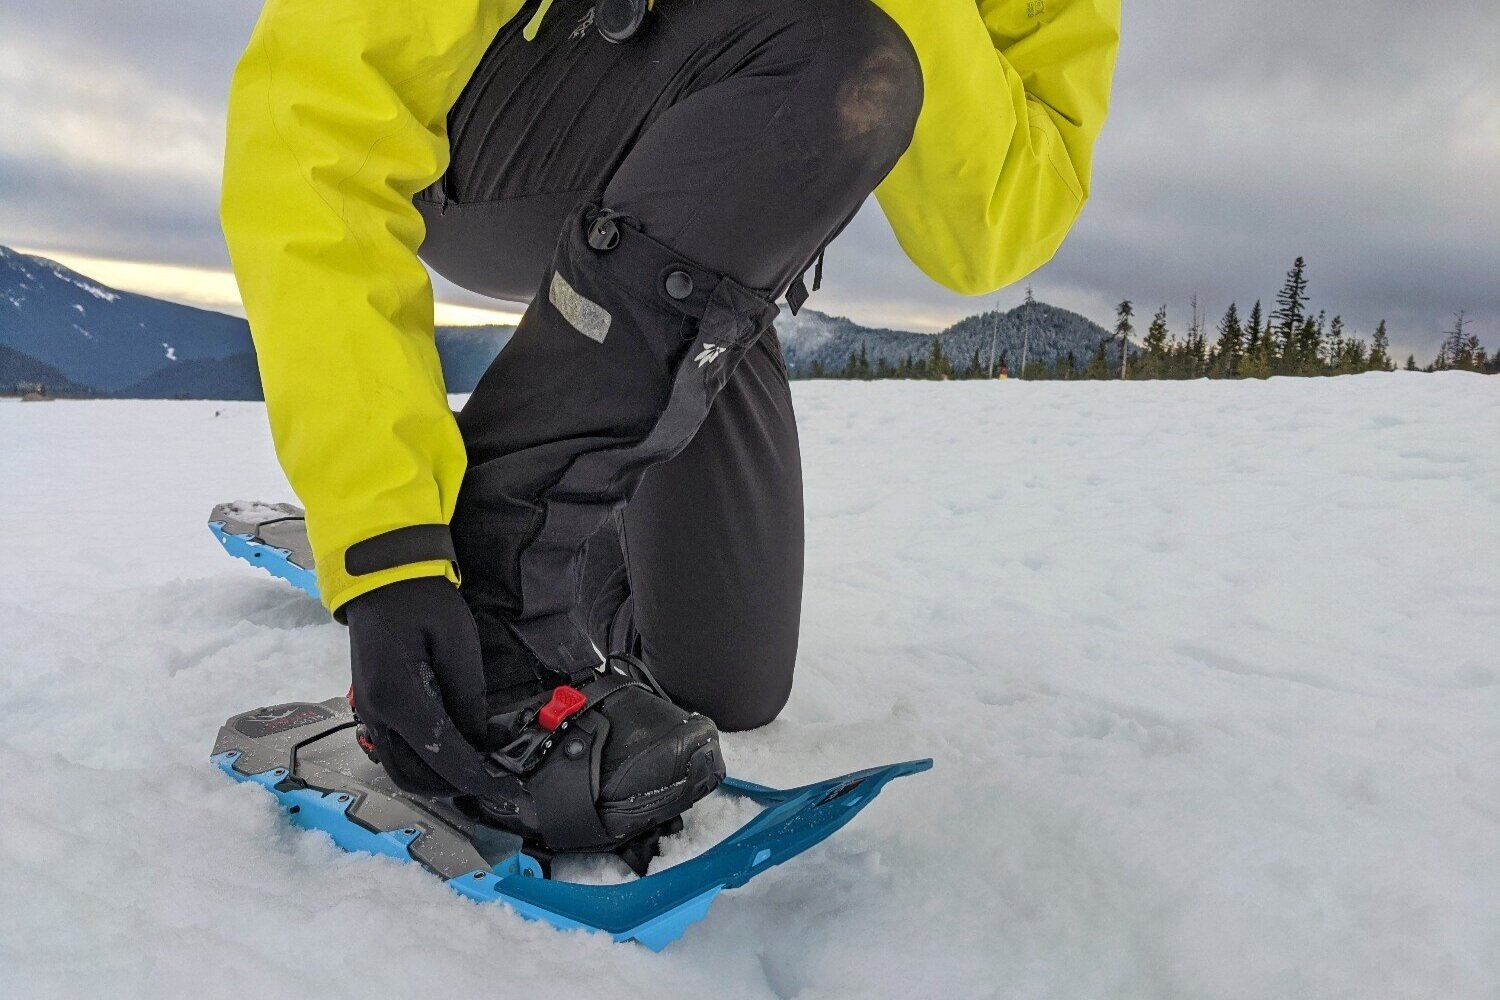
left=3, top=1, right=1496, bottom=358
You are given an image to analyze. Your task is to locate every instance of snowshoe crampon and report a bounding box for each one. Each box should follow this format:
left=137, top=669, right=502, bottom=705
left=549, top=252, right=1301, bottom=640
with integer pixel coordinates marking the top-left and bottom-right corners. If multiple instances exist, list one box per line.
left=208, top=503, right=932, bottom=948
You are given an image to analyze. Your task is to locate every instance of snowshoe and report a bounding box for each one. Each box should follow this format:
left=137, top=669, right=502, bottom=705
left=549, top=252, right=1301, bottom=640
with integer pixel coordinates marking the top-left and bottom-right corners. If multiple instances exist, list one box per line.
left=209, top=502, right=932, bottom=947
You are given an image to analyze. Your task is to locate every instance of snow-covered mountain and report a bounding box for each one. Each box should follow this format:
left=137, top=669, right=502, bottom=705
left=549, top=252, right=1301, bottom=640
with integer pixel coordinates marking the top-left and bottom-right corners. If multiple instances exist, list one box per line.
left=776, top=302, right=1126, bottom=376
left=0, top=246, right=515, bottom=398
left=0, top=245, right=252, bottom=392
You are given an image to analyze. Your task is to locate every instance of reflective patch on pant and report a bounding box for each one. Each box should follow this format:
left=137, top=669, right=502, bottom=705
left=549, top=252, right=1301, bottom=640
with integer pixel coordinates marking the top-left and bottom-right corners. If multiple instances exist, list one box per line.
left=549, top=271, right=611, bottom=344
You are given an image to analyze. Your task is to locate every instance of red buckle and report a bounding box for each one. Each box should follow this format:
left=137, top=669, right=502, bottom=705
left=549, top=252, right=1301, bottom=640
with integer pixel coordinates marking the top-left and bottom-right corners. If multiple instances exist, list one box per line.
left=538, top=685, right=587, bottom=731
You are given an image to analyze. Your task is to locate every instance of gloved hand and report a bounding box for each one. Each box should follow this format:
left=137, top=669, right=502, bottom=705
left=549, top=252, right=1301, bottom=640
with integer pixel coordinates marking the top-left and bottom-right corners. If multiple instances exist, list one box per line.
left=343, top=576, right=498, bottom=799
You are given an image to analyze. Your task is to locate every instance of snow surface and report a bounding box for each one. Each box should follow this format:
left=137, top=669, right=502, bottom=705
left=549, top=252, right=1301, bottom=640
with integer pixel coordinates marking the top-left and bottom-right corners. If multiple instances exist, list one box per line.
left=2, top=374, right=1497, bottom=999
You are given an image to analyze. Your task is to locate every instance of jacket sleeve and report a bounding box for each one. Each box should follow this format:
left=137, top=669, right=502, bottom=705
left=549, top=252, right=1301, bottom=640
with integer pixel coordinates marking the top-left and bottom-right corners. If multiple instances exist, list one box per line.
left=872, top=0, right=1121, bottom=295
left=220, top=0, right=524, bottom=614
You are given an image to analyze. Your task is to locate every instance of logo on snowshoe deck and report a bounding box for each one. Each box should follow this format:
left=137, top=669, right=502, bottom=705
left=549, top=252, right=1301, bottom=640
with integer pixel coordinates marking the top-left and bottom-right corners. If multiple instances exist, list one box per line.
left=694, top=343, right=728, bottom=367
left=234, top=703, right=334, bottom=738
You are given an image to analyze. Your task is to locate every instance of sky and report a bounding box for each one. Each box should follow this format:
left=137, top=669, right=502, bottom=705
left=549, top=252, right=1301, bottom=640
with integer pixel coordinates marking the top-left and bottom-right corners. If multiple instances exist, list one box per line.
left=2, top=1, right=1497, bottom=359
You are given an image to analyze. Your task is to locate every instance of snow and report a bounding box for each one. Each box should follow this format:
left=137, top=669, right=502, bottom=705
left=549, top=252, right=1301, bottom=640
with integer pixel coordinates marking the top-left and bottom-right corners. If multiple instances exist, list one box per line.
left=162, top=342, right=178, bottom=362
left=44, top=260, right=121, bottom=302
left=1, top=374, right=1497, bottom=999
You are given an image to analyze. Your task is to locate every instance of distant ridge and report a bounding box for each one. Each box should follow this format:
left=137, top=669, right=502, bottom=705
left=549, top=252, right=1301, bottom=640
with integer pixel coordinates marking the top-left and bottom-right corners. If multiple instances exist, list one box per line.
left=776, top=301, right=1126, bottom=377
left=0, top=245, right=515, bottom=399
left=3, top=244, right=1128, bottom=398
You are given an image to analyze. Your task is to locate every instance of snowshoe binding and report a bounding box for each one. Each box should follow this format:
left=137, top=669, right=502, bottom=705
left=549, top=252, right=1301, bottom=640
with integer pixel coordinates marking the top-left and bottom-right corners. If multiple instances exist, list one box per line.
left=351, top=654, right=726, bottom=868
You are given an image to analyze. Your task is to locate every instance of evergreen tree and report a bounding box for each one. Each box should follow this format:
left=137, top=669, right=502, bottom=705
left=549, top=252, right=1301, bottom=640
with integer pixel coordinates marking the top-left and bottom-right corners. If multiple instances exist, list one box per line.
left=1245, top=300, right=1264, bottom=353
left=1056, top=352, right=1077, bottom=380
left=966, top=348, right=984, bottom=379
left=1083, top=339, right=1111, bottom=379
left=1140, top=305, right=1169, bottom=379
left=1368, top=320, right=1393, bottom=372
left=1271, top=256, right=1310, bottom=364
left=1287, top=313, right=1324, bottom=376
left=809, top=359, right=826, bottom=379
left=1436, top=311, right=1483, bottom=371
left=1181, top=295, right=1208, bottom=378
left=1113, top=300, right=1135, bottom=379
left=1405, top=354, right=1417, bottom=371
left=1323, top=315, right=1346, bottom=371
left=927, top=336, right=954, bottom=380
left=1211, top=302, right=1243, bottom=378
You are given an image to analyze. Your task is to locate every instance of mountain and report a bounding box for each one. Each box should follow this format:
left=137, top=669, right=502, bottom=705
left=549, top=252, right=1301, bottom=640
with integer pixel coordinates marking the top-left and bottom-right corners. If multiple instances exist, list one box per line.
left=776, top=303, right=1129, bottom=377
left=116, top=352, right=265, bottom=400
left=0, top=246, right=255, bottom=392
left=0, top=343, right=98, bottom=396
left=0, top=245, right=513, bottom=399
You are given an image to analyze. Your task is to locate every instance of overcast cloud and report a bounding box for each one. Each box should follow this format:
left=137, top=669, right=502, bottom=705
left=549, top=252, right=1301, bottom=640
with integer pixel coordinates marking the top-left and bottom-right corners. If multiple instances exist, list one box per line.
left=2, top=0, right=1496, bottom=357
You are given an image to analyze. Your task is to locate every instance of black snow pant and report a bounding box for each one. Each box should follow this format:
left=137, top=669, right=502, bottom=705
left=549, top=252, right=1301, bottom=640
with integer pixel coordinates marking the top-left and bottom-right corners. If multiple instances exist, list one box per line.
left=417, top=0, right=922, bottom=731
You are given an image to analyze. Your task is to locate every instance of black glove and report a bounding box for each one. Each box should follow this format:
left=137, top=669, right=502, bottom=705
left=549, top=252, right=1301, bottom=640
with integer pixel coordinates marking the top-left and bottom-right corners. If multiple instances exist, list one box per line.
left=344, top=576, right=498, bottom=799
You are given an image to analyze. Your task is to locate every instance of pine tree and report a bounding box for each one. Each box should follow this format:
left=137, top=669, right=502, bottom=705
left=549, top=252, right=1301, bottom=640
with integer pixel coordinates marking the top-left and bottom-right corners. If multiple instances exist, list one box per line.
left=1271, top=256, right=1310, bottom=365
left=1239, top=300, right=1272, bottom=378
left=1140, top=305, right=1168, bottom=379
left=1436, top=311, right=1480, bottom=371
left=1056, top=352, right=1077, bottom=380
left=1114, top=300, right=1135, bottom=379
left=1323, top=315, right=1346, bottom=372
left=1083, top=339, right=1111, bottom=379
left=1182, top=295, right=1208, bottom=378
left=1405, top=354, right=1417, bottom=371
left=1245, top=300, right=1264, bottom=353
left=809, top=359, right=826, bottom=379
left=1211, top=302, right=1243, bottom=378
left=1289, top=313, right=1323, bottom=376
left=1368, top=320, right=1393, bottom=372
left=928, top=337, right=954, bottom=380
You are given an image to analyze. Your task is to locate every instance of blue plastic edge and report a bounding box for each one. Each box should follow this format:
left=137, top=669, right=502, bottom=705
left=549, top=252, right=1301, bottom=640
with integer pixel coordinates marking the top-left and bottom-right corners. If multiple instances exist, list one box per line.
left=213, top=749, right=931, bottom=950
left=209, top=520, right=319, bottom=598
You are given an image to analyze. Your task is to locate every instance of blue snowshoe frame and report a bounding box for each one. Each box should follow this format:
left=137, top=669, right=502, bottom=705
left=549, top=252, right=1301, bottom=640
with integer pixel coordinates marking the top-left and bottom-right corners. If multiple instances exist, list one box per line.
left=214, top=747, right=928, bottom=950
left=208, top=508, right=931, bottom=949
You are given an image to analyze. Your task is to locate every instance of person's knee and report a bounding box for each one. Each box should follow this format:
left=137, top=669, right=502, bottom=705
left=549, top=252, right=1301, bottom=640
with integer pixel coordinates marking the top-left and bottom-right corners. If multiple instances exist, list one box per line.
left=705, top=660, right=794, bottom=733
left=810, top=0, right=925, bottom=177
left=650, top=632, right=796, bottom=732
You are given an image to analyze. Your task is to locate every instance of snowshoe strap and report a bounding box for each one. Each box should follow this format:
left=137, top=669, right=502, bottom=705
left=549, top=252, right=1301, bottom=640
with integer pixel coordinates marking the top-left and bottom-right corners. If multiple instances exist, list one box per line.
left=526, top=707, right=612, bottom=850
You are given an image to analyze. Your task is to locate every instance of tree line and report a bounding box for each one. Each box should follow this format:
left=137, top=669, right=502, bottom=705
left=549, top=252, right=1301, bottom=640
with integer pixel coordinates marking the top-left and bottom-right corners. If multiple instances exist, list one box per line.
left=804, top=257, right=1495, bottom=381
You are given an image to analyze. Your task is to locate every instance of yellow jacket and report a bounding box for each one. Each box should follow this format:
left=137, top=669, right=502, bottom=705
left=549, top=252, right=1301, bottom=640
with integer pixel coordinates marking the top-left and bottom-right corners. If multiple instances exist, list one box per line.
left=221, top=0, right=1121, bottom=614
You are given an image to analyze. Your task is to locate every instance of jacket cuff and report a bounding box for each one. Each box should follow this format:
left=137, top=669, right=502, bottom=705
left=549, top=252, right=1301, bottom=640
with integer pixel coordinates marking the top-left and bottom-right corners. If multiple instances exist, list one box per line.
left=322, top=523, right=461, bottom=620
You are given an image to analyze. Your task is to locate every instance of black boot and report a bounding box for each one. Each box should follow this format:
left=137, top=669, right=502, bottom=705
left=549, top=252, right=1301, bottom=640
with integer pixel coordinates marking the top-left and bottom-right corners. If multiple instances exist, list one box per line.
left=474, top=657, right=725, bottom=856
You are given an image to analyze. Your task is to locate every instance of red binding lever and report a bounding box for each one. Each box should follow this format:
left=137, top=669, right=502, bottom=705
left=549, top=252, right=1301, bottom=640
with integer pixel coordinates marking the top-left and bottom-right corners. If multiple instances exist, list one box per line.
left=538, top=685, right=587, bottom=731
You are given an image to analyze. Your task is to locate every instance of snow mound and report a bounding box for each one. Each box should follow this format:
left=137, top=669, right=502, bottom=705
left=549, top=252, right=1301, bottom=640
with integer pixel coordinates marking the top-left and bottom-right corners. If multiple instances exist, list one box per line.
left=1, top=374, right=1497, bottom=999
